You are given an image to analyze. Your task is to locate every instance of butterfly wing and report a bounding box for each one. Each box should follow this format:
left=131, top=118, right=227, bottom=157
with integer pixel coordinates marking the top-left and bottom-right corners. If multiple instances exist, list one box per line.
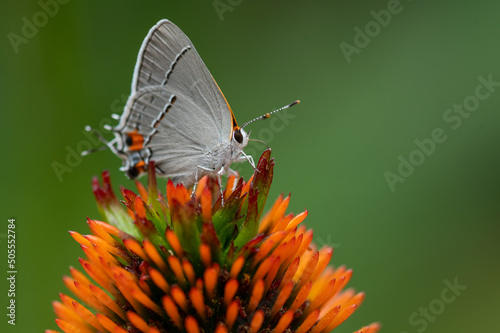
left=131, top=19, right=235, bottom=141
left=112, top=19, right=238, bottom=182
left=116, top=86, right=222, bottom=183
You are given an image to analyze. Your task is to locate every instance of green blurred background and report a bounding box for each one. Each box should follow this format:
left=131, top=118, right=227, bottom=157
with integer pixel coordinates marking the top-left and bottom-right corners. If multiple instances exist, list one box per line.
left=1, top=0, right=499, bottom=332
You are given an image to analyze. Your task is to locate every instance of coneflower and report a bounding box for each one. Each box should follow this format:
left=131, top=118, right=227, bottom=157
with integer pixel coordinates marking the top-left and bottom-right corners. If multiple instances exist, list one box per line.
left=47, top=149, right=380, bottom=333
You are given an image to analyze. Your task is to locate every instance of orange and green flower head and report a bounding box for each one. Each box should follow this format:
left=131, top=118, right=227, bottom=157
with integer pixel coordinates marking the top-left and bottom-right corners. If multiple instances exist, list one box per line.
left=47, top=149, right=380, bottom=333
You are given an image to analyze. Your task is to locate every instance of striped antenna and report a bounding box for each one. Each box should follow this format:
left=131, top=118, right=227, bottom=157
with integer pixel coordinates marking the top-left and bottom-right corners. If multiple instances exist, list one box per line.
left=240, top=100, right=300, bottom=129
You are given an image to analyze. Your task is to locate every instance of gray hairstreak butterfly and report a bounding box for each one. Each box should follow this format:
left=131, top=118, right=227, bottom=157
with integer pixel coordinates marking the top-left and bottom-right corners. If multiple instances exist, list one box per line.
left=85, top=19, right=299, bottom=190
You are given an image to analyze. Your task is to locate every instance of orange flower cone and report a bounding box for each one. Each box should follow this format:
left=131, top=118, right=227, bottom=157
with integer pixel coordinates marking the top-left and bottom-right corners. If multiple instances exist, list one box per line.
left=47, top=149, right=380, bottom=333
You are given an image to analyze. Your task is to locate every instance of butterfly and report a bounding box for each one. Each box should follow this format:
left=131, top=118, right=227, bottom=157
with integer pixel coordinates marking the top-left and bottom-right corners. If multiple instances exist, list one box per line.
left=87, top=19, right=298, bottom=190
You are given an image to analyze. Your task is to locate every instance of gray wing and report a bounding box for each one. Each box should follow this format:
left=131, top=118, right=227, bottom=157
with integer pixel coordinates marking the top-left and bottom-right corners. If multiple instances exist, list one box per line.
left=115, top=86, right=221, bottom=182
left=131, top=19, right=233, bottom=142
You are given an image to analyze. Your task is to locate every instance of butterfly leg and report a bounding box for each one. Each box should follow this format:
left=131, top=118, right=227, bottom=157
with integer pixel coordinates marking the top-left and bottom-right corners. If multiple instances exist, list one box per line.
left=191, top=168, right=200, bottom=198
left=194, top=165, right=226, bottom=206
left=240, top=152, right=257, bottom=172
left=217, top=166, right=227, bottom=207
left=227, top=168, right=239, bottom=177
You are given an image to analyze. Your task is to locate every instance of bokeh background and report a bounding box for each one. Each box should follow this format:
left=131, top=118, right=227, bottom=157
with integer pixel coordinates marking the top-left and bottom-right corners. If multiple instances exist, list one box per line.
left=1, top=0, right=500, bottom=332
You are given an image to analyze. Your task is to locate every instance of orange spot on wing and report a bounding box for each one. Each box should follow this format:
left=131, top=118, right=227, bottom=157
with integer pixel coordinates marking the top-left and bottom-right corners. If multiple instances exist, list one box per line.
left=133, top=160, right=147, bottom=175
left=126, top=130, right=145, bottom=151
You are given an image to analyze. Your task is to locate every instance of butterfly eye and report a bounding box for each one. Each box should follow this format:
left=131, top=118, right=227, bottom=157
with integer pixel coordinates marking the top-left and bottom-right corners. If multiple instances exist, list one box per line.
left=233, top=129, right=244, bottom=144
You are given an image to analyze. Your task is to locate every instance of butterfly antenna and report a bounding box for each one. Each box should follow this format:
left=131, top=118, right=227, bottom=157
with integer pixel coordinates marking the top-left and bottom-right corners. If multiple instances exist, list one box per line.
left=81, top=125, right=119, bottom=156
left=241, top=100, right=300, bottom=129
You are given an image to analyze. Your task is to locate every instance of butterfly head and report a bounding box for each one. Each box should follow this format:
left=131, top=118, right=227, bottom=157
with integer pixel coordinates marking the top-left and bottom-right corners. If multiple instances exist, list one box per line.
left=232, top=126, right=249, bottom=149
